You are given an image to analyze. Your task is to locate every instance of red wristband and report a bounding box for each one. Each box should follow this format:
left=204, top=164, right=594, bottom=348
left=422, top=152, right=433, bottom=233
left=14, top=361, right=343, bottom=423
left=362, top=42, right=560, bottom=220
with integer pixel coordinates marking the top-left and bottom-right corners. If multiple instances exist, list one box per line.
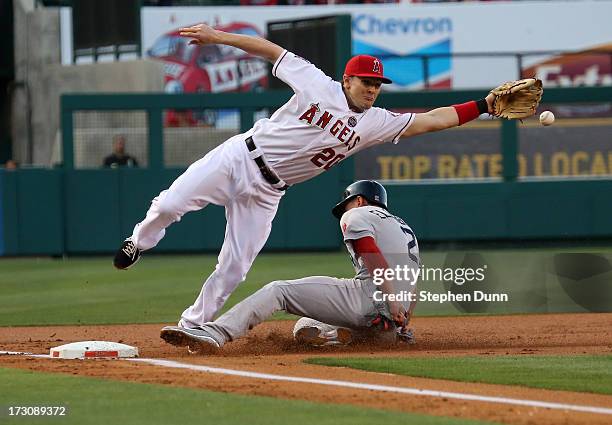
left=453, top=100, right=480, bottom=126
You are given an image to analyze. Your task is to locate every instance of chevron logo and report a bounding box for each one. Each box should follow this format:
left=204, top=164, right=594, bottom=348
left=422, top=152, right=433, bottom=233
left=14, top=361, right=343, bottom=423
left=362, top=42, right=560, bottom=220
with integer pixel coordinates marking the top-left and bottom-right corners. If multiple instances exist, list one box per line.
left=353, top=38, right=452, bottom=89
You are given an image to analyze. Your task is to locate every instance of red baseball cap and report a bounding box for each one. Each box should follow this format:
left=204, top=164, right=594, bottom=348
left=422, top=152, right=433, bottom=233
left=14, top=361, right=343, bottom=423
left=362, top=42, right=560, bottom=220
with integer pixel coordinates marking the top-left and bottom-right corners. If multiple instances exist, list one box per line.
left=344, top=55, right=392, bottom=84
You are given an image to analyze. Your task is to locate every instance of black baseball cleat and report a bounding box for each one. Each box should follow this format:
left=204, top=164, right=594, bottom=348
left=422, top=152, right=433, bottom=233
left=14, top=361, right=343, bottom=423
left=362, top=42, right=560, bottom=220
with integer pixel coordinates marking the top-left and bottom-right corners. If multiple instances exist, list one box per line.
left=113, top=238, right=141, bottom=270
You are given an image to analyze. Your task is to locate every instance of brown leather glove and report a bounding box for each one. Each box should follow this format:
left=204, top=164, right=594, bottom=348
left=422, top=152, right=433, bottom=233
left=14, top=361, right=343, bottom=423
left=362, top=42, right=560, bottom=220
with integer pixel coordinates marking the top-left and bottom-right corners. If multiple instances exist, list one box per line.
left=490, top=78, right=543, bottom=119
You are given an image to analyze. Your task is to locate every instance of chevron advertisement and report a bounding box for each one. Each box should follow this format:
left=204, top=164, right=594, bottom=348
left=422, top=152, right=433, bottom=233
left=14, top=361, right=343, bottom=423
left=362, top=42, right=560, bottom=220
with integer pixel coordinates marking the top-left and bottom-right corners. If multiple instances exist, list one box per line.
left=134, top=1, right=612, bottom=92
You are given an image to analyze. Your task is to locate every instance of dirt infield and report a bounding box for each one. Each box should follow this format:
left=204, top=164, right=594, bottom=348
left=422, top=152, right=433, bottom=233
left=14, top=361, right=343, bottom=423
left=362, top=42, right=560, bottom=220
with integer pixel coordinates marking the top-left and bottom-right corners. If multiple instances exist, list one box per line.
left=1, top=313, right=611, bottom=425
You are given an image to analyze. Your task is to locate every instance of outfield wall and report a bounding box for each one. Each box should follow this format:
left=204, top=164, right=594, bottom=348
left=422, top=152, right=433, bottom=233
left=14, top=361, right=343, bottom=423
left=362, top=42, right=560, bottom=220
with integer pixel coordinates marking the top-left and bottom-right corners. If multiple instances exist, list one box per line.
left=0, top=166, right=346, bottom=256
left=2, top=167, right=612, bottom=256
left=2, top=87, right=612, bottom=256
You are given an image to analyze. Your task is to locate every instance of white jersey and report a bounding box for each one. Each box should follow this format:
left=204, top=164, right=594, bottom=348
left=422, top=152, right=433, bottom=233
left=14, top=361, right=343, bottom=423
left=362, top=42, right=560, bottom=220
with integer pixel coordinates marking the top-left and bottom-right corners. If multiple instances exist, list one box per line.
left=245, top=51, right=415, bottom=185
left=340, top=205, right=420, bottom=283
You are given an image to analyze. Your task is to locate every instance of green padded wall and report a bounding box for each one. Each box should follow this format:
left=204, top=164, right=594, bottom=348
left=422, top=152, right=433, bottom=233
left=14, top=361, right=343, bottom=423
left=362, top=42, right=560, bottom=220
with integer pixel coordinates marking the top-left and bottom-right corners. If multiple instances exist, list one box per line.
left=4, top=169, right=612, bottom=256
left=1, top=169, right=63, bottom=255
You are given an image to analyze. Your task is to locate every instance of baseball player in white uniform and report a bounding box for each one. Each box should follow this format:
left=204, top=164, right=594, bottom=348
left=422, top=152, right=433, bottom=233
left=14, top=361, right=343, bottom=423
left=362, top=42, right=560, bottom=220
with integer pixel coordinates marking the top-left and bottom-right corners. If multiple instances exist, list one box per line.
left=160, top=180, right=419, bottom=351
left=114, top=23, right=495, bottom=332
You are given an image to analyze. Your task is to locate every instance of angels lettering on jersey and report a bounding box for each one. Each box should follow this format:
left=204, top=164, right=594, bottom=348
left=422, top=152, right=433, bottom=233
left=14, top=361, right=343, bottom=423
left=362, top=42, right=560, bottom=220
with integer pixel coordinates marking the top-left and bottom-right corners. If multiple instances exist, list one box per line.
left=249, top=51, right=414, bottom=186
left=299, top=102, right=360, bottom=152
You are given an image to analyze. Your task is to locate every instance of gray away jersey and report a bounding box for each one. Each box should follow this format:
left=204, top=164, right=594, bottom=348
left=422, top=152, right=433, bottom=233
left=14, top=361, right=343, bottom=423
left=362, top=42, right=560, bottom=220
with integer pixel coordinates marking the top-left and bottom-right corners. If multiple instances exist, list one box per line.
left=340, top=206, right=420, bottom=292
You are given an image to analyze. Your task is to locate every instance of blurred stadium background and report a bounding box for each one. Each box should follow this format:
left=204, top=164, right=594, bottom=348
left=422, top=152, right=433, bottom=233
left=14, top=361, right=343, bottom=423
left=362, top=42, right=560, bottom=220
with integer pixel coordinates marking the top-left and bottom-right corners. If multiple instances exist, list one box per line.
left=1, top=0, right=611, bottom=315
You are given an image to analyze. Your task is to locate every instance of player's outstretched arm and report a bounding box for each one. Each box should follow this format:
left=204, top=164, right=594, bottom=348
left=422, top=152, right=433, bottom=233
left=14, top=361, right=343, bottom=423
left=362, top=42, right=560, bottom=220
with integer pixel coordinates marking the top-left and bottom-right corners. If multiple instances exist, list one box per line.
left=352, top=236, right=407, bottom=325
left=179, top=23, right=284, bottom=63
left=401, top=93, right=495, bottom=138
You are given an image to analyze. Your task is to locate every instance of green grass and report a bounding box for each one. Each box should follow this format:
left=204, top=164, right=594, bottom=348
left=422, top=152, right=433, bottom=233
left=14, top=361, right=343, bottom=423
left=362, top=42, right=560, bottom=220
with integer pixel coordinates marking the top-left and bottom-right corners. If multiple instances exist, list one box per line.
left=0, top=253, right=353, bottom=326
left=1, top=247, right=611, bottom=326
left=0, top=367, right=497, bottom=425
left=305, top=355, right=612, bottom=395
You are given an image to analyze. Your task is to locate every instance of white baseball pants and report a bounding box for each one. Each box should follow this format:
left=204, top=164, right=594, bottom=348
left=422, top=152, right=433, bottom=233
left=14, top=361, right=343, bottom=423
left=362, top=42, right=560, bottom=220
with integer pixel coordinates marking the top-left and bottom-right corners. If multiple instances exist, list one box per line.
left=130, top=134, right=285, bottom=325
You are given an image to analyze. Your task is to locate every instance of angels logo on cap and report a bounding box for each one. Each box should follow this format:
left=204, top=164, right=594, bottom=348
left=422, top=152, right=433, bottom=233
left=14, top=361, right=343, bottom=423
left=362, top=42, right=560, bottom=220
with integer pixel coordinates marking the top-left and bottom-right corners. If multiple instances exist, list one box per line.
left=344, top=55, right=392, bottom=84
left=372, top=59, right=380, bottom=73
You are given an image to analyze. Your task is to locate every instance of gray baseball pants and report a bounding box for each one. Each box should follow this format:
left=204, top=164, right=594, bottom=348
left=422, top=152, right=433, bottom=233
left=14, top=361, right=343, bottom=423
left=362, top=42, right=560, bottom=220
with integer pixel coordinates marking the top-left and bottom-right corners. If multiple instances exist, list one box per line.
left=198, top=275, right=387, bottom=346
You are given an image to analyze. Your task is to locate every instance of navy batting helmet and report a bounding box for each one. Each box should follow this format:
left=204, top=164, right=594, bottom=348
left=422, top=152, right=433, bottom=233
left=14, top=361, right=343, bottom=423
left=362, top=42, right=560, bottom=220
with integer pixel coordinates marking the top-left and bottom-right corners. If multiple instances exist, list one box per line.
left=332, top=180, right=388, bottom=219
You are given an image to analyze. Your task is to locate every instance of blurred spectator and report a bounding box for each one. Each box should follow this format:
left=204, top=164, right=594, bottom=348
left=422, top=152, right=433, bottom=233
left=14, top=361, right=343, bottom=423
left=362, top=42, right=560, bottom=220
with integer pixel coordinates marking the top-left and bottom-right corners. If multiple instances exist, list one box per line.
left=3, top=159, right=18, bottom=170
left=103, top=136, right=139, bottom=168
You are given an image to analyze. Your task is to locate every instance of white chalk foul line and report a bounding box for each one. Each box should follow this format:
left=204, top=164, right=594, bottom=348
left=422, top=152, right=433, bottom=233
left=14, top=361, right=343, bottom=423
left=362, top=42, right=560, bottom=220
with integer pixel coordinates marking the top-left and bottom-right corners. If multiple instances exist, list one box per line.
left=127, top=358, right=612, bottom=416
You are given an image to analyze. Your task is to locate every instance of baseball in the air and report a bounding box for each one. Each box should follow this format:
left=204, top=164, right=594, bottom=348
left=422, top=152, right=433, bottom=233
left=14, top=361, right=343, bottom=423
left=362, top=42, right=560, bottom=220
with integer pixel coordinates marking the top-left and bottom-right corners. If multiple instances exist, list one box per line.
left=539, top=110, right=555, bottom=126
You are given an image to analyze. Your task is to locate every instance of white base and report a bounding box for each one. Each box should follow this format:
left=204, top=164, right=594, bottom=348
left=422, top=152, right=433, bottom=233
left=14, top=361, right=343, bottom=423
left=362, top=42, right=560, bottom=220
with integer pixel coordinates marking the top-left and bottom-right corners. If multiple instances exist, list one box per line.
left=50, top=341, right=139, bottom=359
